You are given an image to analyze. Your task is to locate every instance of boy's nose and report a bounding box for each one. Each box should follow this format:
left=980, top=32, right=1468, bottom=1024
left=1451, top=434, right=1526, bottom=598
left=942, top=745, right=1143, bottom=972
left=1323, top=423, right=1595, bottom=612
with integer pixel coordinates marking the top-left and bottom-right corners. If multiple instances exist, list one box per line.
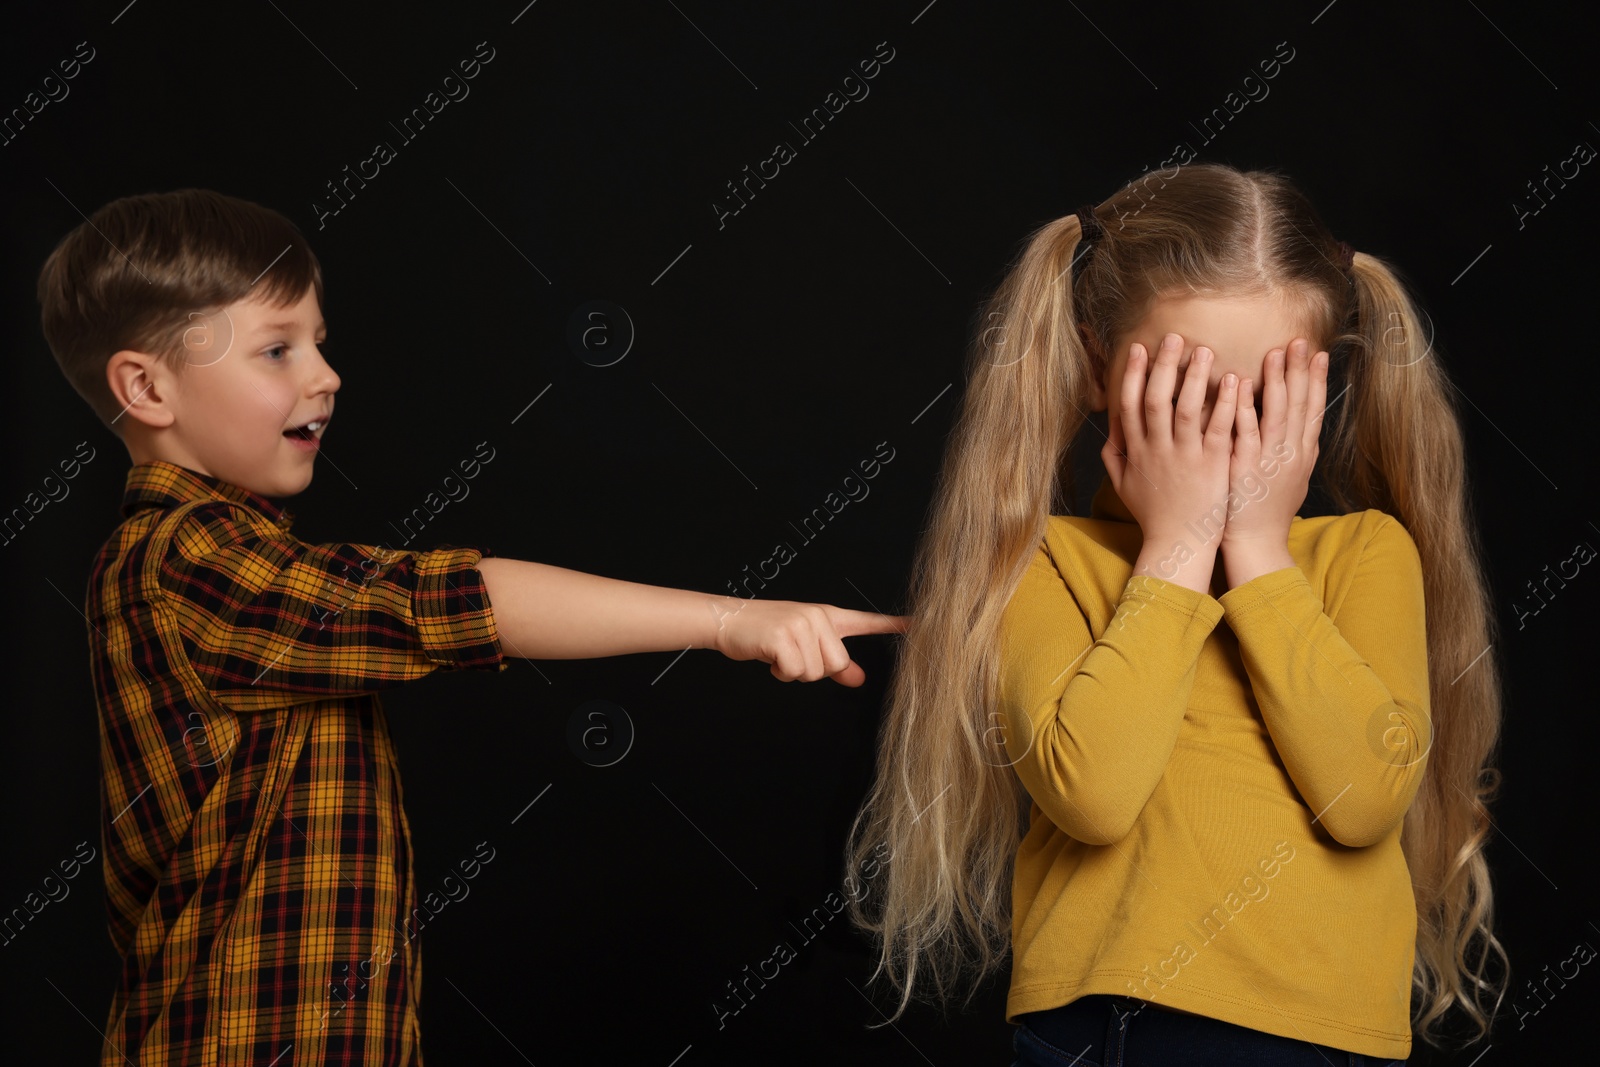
left=307, top=350, right=341, bottom=393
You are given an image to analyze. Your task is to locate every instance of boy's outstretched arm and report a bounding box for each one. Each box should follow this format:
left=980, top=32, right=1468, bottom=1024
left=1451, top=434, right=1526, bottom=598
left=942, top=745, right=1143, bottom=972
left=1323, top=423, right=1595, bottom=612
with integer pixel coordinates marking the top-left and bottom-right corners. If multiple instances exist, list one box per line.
left=475, top=558, right=908, bottom=686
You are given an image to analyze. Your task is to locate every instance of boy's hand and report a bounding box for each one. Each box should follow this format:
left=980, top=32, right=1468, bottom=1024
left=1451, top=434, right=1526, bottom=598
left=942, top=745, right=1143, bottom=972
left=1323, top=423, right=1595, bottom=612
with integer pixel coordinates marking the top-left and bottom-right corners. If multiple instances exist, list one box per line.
left=708, top=597, right=910, bottom=687
left=1221, top=338, right=1327, bottom=550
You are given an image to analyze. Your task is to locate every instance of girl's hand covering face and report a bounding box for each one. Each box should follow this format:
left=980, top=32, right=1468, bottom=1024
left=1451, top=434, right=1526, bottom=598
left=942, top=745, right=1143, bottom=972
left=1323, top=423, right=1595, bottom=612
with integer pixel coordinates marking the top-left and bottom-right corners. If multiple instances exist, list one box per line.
left=1101, top=331, right=1239, bottom=546
left=1101, top=332, right=1328, bottom=549
left=1220, top=338, right=1328, bottom=548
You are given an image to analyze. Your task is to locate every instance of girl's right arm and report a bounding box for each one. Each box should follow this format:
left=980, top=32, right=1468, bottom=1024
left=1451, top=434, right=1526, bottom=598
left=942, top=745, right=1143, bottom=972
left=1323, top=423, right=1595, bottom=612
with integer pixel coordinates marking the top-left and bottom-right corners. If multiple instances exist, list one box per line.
left=994, top=333, right=1244, bottom=843
left=999, top=545, right=1224, bottom=845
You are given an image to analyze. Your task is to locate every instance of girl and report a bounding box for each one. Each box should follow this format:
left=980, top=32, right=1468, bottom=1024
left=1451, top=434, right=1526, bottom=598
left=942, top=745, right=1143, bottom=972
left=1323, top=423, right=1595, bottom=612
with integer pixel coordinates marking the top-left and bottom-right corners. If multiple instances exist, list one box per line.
left=844, top=162, right=1508, bottom=1065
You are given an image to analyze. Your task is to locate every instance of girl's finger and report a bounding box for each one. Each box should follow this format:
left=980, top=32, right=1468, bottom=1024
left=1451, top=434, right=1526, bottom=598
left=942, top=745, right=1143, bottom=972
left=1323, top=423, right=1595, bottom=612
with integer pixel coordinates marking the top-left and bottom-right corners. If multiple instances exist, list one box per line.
left=1260, top=348, right=1288, bottom=452
left=1174, top=345, right=1212, bottom=439
left=1306, top=348, right=1328, bottom=455
left=1285, top=339, right=1310, bottom=449
left=1143, top=333, right=1184, bottom=442
left=1205, top=371, right=1239, bottom=448
left=1102, top=403, right=1127, bottom=488
left=1234, top=377, right=1260, bottom=456
left=1118, top=342, right=1149, bottom=446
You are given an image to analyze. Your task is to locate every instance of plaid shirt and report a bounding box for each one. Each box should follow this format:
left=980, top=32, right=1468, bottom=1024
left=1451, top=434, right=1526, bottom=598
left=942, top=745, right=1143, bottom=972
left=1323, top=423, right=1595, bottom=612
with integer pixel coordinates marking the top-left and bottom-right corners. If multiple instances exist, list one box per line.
left=84, top=460, right=506, bottom=1065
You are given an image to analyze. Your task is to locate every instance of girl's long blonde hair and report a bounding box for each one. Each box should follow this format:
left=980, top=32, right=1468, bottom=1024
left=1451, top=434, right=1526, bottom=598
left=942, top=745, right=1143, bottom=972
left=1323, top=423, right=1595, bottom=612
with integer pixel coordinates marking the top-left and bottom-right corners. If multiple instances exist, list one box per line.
left=844, top=162, right=1508, bottom=1047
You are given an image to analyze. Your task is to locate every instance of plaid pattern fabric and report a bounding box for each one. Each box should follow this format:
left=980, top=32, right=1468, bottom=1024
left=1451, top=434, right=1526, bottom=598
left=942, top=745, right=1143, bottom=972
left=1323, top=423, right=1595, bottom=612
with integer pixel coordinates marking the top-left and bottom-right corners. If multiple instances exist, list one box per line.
left=84, top=460, right=506, bottom=1065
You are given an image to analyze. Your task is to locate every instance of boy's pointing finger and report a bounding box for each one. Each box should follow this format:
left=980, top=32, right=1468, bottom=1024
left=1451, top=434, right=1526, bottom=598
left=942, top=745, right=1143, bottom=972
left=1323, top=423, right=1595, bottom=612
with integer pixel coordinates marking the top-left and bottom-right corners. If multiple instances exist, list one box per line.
left=830, top=608, right=912, bottom=637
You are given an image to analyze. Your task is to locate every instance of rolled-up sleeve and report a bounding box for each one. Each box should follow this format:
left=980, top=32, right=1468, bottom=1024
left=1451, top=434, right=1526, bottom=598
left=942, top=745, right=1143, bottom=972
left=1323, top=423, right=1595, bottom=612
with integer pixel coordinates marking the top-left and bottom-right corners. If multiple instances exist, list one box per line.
left=155, top=501, right=506, bottom=713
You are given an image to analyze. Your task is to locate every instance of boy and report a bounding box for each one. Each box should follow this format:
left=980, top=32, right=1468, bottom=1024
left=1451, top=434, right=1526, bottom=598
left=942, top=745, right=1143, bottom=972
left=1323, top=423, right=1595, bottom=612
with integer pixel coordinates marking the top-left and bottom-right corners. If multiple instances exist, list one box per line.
left=37, top=188, right=906, bottom=1065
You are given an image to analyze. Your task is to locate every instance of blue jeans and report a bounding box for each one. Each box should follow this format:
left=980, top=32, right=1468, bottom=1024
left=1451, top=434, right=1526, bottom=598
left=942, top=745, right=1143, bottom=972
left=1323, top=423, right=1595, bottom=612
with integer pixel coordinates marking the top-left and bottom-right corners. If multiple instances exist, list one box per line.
left=1010, top=994, right=1406, bottom=1066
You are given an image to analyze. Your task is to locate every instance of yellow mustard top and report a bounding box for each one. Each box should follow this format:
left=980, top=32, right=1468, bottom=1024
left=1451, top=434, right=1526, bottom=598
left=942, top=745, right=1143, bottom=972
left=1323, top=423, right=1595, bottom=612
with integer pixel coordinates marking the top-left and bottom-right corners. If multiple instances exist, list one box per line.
left=997, top=472, right=1430, bottom=1060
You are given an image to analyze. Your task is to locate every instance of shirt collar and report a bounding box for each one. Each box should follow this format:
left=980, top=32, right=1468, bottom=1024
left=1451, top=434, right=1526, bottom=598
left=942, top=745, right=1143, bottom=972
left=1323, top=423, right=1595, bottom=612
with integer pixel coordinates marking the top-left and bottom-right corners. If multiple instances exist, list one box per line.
left=1089, top=470, right=1134, bottom=523
left=121, top=460, right=296, bottom=531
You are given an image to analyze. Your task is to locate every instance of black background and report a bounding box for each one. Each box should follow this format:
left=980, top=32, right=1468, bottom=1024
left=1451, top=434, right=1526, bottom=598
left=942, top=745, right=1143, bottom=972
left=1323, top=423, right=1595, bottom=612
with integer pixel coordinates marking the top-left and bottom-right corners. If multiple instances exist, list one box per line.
left=2, top=1, right=1595, bottom=1063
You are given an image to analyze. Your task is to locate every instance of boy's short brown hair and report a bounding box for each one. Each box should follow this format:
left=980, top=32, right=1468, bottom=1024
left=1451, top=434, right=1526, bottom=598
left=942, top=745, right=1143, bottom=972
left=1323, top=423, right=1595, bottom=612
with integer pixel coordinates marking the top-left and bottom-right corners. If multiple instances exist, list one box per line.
left=37, top=189, right=325, bottom=434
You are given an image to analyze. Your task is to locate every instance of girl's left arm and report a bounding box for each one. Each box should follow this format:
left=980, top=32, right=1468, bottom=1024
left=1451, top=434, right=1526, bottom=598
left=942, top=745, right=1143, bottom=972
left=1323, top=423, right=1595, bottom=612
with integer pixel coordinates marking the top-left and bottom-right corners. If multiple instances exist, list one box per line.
left=1217, top=512, right=1431, bottom=847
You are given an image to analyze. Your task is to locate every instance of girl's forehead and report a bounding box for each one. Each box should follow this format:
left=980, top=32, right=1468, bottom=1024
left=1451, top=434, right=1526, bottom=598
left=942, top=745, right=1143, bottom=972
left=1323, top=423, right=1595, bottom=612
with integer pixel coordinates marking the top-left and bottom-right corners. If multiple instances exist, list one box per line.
left=1120, top=292, right=1320, bottom=358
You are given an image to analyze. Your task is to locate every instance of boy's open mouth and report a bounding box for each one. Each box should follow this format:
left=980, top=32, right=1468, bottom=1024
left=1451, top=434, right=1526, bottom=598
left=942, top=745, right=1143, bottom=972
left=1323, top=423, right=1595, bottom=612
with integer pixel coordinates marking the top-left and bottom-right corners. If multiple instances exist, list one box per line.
left=283, top=417, right=328, bottom=441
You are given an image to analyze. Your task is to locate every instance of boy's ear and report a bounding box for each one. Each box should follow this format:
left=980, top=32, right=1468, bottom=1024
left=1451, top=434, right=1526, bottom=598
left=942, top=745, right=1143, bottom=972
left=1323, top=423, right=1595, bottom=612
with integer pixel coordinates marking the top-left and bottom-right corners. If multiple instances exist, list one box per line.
left=107, top=350, right=177, bottom=430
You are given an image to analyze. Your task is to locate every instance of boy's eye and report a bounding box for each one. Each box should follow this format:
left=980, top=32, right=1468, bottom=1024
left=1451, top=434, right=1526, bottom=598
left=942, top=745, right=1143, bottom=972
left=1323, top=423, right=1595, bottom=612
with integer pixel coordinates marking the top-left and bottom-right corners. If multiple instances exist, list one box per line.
left=265, top=344, right=287, bottom=360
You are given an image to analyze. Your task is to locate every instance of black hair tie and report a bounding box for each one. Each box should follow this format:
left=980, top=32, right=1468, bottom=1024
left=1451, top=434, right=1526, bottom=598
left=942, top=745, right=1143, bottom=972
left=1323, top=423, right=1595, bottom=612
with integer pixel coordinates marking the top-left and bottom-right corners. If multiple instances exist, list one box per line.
left=1075, top=204, right=1103, bottom=243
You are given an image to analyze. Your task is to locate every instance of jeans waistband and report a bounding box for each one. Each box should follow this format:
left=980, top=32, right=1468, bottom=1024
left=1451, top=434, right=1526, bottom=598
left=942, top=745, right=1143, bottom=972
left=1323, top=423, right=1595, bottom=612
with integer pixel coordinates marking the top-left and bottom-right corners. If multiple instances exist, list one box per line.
left=1016, top=994, right=1373, bottom=1066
